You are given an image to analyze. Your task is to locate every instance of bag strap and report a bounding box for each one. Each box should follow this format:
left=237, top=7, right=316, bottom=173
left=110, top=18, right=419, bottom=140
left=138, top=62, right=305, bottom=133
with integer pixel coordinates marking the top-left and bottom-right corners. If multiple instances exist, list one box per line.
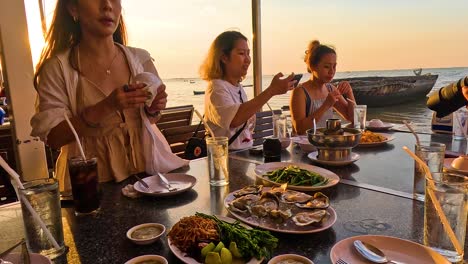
left=228, top=122, right=247, bottom=146
left=191, top=117, right=205, bottom=139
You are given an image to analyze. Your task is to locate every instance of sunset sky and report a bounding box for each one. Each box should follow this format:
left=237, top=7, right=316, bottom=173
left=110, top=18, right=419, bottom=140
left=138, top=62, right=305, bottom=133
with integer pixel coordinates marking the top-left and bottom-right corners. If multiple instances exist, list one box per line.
left=32, top=0, right=468, bottom=78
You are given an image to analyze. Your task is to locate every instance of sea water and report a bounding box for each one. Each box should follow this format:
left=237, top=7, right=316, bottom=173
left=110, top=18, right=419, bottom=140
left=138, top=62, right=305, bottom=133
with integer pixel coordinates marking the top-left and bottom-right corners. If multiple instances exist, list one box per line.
left=165, top=67, right=468, bottom=132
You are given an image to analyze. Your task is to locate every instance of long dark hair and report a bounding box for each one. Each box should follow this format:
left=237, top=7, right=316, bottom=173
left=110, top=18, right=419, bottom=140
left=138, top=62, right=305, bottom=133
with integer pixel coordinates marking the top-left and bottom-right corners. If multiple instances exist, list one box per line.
left=305, top=40, right=335, bottom=73
left=33, top=0, right=127, bottom=89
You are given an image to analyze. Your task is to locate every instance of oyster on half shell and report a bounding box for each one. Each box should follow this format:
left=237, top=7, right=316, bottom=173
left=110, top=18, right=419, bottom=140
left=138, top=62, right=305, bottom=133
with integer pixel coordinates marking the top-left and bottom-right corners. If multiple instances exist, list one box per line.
left=292, top=210, right=329, bottom=226
left=233, top=185, right=263, bottom=197
left=229, top=194, right=260, bottom=213
left=280, top=190, right=312, bottom=204
left=295, top=192, right=329, bottom=209
left=249, top=192, right=279, bottom=217
left=269, top=209, right=293, bottom=222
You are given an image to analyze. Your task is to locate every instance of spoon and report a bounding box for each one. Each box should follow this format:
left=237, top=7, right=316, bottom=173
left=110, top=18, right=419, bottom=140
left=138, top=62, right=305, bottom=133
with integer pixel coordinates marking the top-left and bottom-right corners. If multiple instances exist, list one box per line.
left=157, top=172, right=177, bottom=192
left=353, top=240, right=406, bottom=264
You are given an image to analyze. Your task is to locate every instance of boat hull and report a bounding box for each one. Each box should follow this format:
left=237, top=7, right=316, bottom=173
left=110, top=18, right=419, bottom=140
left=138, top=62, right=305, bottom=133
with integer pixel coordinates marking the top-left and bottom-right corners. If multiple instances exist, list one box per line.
left=333, top=75, right=438, bottom=107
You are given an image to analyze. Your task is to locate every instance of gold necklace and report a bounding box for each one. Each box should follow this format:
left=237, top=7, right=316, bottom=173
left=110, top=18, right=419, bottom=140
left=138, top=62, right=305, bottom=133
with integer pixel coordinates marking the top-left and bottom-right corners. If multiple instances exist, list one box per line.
left=78, top=45, right=119, bottom=75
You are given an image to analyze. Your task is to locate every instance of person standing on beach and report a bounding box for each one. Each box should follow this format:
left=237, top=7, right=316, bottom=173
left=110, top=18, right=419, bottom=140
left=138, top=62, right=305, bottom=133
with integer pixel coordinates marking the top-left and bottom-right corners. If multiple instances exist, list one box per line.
left=30, top=0, right=188, bottom=194
left=200, top=31, right=296, bottom=150
left=290, top=40, right=356, bottom=135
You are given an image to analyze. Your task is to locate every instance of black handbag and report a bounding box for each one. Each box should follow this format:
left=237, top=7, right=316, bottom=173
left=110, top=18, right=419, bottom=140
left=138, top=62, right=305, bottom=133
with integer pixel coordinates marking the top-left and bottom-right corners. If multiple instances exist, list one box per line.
left=184, top=121, right=207, bottom=160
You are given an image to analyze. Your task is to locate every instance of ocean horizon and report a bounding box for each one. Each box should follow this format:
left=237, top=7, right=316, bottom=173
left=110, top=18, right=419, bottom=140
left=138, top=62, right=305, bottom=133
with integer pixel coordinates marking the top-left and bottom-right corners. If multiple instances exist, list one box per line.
left=162, top=67, right=468, bottom=132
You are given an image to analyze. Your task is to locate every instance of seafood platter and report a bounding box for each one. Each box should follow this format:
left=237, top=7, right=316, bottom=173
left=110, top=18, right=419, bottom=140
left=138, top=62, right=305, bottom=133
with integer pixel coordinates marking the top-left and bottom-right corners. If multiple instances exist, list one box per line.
left=224, top=185, right=336, bottom=234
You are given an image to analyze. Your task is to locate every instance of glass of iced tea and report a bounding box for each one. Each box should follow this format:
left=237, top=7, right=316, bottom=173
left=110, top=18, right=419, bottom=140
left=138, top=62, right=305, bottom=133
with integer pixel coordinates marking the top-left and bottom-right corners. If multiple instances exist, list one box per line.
left=68, top=157, right=100, bottom=215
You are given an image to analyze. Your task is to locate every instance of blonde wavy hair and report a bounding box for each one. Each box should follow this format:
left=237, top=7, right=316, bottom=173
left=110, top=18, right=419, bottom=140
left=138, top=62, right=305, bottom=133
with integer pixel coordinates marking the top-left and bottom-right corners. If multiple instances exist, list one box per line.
left=199, top=31, right=248, bottom=81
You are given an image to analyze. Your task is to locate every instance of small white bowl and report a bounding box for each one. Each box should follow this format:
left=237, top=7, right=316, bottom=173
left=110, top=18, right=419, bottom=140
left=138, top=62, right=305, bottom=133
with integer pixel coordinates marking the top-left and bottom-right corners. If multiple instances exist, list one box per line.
left=268, top=254, right=314, bottom=264
left=124, top=254, right=168, bottom=264
left=126, top=223, right=166, bottom=245
left=3, top=253, right=52, bottom=264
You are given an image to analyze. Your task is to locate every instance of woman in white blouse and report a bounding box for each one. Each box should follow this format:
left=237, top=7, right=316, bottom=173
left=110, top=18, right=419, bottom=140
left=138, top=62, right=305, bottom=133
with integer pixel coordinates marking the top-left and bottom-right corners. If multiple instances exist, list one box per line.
left=30, top=0, right=187, bottom=193
left=200, top=31, right=297, bottom=150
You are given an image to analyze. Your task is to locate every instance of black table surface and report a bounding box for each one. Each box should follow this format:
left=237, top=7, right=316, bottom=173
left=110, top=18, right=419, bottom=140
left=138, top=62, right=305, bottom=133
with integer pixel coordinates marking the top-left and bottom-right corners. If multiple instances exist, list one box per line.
left=0, top=131, right=466, bottom=263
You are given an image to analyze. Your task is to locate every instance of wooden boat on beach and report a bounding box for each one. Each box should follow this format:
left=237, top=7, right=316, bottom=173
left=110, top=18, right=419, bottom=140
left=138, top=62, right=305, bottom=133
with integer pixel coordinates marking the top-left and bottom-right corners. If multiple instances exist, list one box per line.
left=333, top=74, right=438, bottom=107
left=193, top=90, right=205, bottom=95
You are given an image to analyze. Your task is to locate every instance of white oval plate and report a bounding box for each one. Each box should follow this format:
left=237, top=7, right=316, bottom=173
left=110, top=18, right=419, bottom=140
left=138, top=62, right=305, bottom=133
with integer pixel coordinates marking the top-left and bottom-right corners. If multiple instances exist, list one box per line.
left=134, top=173, right=197, bottom=197
left=255, top=162, right=339, bottom=191
left=167, top=215, right=262, bottom=264
left=358, top=133, right=395, bottom=147
left=308, top=152, right=360, bottom=166
left=365, top=122, right=394, bottom=131
left=125, top=255, right=168, bottom=264
left=224, top=187, right=337, bottom=234
left=330, top=235, right=450, bottom=264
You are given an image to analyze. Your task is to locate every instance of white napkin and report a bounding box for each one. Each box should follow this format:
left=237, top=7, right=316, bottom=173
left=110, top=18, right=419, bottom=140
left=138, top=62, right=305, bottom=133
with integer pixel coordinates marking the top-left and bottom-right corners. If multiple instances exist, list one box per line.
left=134, top=72, right=162, bottom=107
left=121, top=184, right=142, bottom=198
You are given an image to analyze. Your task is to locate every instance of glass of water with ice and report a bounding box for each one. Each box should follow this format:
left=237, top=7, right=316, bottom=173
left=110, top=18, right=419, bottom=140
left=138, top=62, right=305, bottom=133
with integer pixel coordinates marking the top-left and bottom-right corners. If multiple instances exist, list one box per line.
left=414, top=142, right=446, bottom=202
left=206, top=137, right=229, bottom=186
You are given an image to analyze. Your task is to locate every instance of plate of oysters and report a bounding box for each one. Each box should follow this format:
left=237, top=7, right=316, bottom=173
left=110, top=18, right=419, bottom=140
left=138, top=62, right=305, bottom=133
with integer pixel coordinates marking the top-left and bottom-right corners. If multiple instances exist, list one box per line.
left=224, top=185, right=336, bottom=234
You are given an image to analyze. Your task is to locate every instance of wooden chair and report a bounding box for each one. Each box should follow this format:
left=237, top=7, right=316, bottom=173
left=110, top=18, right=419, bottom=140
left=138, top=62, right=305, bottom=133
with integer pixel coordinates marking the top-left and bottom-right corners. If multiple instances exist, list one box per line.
left=156, top=105, right=194, bottom=130
left=161, top=124, right=206, bottom=158
left=252, top=109, right=282, bottom=146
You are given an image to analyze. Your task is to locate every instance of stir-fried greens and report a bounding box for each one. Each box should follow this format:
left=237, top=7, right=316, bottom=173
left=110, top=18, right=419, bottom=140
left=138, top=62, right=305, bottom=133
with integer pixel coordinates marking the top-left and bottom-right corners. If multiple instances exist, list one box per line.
left=196, top=212, right=278, bottom=260
left=264, top=165, right=328, bottom=186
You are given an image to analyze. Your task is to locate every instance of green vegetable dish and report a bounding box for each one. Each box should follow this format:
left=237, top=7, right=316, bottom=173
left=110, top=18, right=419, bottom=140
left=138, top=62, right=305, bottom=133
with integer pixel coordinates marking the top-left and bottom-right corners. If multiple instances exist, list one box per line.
left=264, top=165, right=328, bottom=186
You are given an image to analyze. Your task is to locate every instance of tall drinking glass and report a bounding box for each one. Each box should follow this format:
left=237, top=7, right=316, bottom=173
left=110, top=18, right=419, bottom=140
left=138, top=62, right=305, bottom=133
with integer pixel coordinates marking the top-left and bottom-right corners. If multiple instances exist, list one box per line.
left=414, top=142, right=446, bottom=202
left=452, top=108, right=468, bottom=141
left=206, top=137, right=229, bottom=186
left=354, top=105, right=367, bottom=130
left=68, top=157, right=100, bottom=215
left=424, top=172, right=467, bottom=263
left=19, top=178, right=66, bottom=259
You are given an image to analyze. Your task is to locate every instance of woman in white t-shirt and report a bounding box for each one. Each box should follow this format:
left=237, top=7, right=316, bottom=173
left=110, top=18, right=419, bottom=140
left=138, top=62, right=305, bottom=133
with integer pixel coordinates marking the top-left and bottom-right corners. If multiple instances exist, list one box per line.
left=200, top=31, right=296, bottom=150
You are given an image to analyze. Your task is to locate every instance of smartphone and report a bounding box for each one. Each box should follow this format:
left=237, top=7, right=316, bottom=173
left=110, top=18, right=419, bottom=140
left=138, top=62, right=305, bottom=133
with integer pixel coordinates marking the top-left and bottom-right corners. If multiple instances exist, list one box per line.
left=292, top=73, right=303, bottom=87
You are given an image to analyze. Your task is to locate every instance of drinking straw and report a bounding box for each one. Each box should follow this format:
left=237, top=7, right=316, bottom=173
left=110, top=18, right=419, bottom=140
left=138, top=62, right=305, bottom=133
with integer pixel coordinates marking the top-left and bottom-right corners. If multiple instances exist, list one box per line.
left=193, top=109, right=215, bottom=138
left=313, top=118, right=317, bottom=135
left=403, top=120, right=421, bottom=146
left=63, top=112, right=86, bottom=160
left=0, top=157, right=61, bottom=250
left=266, top=102, right=275, bottom=116
left=402, top=146, right=463, bottom=255
left=346, top=98, right=357, bottom=106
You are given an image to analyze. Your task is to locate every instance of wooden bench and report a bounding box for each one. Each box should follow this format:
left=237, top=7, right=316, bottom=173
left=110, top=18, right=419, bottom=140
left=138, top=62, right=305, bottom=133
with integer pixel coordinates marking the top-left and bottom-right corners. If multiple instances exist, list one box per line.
left=156, top=105, right=194, bottom=130
left=161, top=123, right=206, bottom=158
left=252, top=109, right=282, bottom=146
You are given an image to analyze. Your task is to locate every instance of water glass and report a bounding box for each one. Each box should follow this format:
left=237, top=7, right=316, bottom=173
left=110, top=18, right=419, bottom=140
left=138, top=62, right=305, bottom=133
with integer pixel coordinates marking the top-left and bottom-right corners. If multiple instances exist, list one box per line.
left=414, top=142, right=446, bottom=202
left=206, top=137, right=229, bottom=186
left=68, top=157, right=100, bottom=215
left=19, top=178, right=66, bottom=259
left=353, top=105, right=367, bottom=130
left=424, top=172, right=467, bottom=263
left=273, top=114, right=287, bottom=139
left=452, top=108, right=468, bottom=140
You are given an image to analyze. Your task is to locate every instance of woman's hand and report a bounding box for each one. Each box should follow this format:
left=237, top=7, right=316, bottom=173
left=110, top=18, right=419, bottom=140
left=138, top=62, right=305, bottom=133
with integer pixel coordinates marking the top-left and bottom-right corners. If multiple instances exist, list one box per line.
left=267, top=72, right=296, bottom=96
left=324, top=89, right=340, bottom=108
left=105, top=83, right=149, bottom=111
left=337, top=81, right=353, bottom=97
left=146, top=84, right=168, bottom=113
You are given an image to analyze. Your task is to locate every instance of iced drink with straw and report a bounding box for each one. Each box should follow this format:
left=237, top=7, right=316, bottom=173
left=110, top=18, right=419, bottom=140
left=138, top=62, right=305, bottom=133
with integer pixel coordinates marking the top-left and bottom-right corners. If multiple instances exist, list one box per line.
left=68, top=157, right=100, bottom=215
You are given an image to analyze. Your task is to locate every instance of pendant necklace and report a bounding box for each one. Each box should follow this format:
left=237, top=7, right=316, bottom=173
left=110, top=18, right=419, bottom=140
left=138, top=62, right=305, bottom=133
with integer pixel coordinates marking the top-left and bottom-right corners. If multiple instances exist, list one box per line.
left=105, top=46, right=119, bottom=75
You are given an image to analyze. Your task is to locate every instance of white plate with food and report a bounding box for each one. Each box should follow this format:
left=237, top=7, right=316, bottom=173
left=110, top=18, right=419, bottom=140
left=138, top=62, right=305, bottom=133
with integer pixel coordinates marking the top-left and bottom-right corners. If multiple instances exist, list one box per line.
left=291, top=136, right=317, bottom=153
left=365, top=119, right=394, bottom=131
left=167, top=214, right=264, bottom=264
left=255, top=162, right=339, bottom=191
left=307, top=152, right=360, bottom=166
left=357, top=132, right=395, bottom=147
left=225, top=186, right=337, bottom=234
left=133, top=173, right=197, bottom=197
left=330, top=235, right=450, bottom=264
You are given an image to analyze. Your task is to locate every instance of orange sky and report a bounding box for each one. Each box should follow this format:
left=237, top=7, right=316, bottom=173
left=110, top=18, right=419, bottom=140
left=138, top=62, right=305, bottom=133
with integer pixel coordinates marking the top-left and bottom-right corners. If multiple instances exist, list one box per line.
left=30, top=0, right=468, bottom=78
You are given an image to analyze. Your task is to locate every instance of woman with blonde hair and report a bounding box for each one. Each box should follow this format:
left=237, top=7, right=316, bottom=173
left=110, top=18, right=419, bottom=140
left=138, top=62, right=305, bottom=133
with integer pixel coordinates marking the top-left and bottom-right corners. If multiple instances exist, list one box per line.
left=200, top=31, right=296, bottom=150
left=31, top=0, right=187, bottom=193
left=290, top=40, right=355, bottom=135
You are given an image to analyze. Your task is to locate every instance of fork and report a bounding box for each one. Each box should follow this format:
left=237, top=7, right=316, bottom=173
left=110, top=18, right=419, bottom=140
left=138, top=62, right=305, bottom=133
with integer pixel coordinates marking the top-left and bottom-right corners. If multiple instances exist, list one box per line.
left=336, top=259, right=348, bottom=264
left=157, top=172, right=177, bottom=192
